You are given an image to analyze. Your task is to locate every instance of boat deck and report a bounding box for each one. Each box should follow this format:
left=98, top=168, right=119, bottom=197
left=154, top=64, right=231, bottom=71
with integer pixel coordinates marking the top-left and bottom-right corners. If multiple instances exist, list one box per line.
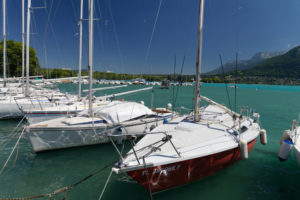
left=119, top=105, right=260, bottom=170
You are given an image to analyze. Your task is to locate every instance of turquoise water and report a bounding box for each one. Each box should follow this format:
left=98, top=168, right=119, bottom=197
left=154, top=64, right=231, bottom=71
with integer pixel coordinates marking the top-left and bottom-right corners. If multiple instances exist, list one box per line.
left=0, top=83, right=300, bottom=199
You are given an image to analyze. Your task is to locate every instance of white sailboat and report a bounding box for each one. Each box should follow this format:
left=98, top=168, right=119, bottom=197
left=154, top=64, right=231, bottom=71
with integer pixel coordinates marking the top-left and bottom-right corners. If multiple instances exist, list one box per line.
left=25, top=0, right=176, bottom=152
left=20, top=0, right=105, bottom=124
left=26, top=100, right=175, bottom=152
left=112, top=0, right=266, bottom=193
left=0, top=0, right=78, bottom=119
left=20, top=0, right=150, bottom=125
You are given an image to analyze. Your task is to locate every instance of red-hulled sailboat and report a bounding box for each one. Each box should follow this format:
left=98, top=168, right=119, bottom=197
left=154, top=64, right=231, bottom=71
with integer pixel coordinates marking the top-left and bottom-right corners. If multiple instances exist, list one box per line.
left=112, top=0, right=266, bottom=193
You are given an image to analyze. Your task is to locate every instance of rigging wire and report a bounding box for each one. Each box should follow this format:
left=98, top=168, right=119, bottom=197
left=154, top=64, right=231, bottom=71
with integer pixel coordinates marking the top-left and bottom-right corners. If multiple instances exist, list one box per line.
left=48, top=0, right=63, bottom=68
left=219, top=54, right=233, bottom=111
left=42, top=0, right=63, bottom=71
left=70, top=0, right=80, bottom=38
left=107, top=0, right=126, bottom=75
left=174, top=55, right=185, bottom=109
left=143, top=0, right=164, bottom=74
left=30, top=5, right=42, bottom=75
left=31, top=7, right=38, bottom=35
left=172, top=55, right=176, bottom=106
left=43, top=0, right=54, bottom=78
left=95, top=0, right=107, bottom=72
left=70, top=0, right=79, bottom=22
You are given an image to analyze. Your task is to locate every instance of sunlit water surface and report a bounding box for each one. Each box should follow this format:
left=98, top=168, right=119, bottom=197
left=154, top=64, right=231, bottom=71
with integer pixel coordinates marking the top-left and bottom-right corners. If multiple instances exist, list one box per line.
left=0, top=83, right=299, bottom=200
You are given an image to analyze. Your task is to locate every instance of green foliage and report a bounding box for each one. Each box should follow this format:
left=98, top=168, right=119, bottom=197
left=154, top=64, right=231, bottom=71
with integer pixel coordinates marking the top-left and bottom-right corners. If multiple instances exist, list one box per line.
left=202, top=76, right=223, bottom=83
left=0, top=40, right=40, bottom=77
left=37, top=69, right=196, bottom=82
left=39, top=68, right=75, bottom=78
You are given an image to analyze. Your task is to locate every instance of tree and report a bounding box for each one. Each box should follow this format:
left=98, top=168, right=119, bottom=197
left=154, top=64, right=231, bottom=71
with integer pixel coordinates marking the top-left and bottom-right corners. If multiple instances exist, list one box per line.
left=0, top=40, right=40, bottom=77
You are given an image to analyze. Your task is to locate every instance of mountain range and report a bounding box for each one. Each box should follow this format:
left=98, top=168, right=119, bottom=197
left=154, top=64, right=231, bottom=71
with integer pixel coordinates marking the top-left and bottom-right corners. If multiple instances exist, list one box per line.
left=205, top=51, right=285, bottom=75
left=241, top=46, right=300, bottom=78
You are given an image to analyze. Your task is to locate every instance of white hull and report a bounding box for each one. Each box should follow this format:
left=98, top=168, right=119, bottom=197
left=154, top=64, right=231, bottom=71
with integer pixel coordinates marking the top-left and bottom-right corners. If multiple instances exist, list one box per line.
left=26, top=112, right=75, bottom=124
left=0, top=101, right=54, bottom=119
left=24, top=100, right=109, bottom=124
left=291, top=127, right=300, bottom=167
left=0, top=91, right=75, bottom=119
left=28, top=127, right=108, bottom=152
left=27, top=119, right=165, bottom=152
left=294, top=145, right=300, bottom=166
left=294, top=133, right=300, bottom=166
left=0, top=102, right=24, bottom=118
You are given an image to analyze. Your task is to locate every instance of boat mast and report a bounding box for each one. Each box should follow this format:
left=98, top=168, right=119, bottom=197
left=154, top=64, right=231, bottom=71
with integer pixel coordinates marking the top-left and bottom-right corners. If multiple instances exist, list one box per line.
left=194, top=0, right=204, bottom=122
left=22, top=0, right=25, bottom=93
left=2, top=0, right=6, bottom=87
left=88, top=0, right=94, bottom=116
left=78, top=0, right=83, bottom=99
left=25, top=0, right=31, bottom=97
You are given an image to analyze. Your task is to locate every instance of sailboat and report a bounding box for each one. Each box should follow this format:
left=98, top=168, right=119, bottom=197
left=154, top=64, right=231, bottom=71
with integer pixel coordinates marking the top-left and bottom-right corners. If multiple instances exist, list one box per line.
left=112, top=0, right=266, bottom=193
left=26, top=100, right=175, bottom=152
left=25, top=0, right=176, bottom=152
left=20, top=0, right=110, bottom=124
left=19, top=2, right=144, bottom=124
left=0, top=0, right=79, bottom=119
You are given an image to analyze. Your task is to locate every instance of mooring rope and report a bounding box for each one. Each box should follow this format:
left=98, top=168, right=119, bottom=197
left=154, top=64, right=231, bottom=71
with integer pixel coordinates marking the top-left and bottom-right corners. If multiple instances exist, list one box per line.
left=0, top=115, right=26, bottom=149
left=0, top=160, right=117, bottom=200
left=98, top=170, right=113, bottom=200
left=0, top=127, right=25, bottom=176
left=143, top=157, right=153, bottom=200
left=2, top=143, right=20, bottom=177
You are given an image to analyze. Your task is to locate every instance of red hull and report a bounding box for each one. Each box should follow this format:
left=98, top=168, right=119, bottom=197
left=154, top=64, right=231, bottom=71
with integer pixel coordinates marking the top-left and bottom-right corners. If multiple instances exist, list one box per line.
left=127, top=138, right=257, bottom=193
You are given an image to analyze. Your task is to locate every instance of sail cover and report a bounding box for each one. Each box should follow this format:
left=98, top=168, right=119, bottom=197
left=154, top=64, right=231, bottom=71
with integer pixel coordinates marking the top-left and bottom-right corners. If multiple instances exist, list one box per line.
left=94, top=101, right=153, bottom=124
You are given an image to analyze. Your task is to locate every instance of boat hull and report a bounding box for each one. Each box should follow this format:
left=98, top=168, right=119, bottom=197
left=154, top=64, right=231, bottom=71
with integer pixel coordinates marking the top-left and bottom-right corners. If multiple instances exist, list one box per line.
left=126, top=138, right=257, bottom=193
left=27, top=127, right=110, bottom=152
left=27, top=119, right=165, bottom=152
left=0, top=102, right=54, bottom=119
left=0, top=103, right=23, bottom=119
left=294, top=145, right=300, bottom=166
left=25, top=111, right=78, bottom=124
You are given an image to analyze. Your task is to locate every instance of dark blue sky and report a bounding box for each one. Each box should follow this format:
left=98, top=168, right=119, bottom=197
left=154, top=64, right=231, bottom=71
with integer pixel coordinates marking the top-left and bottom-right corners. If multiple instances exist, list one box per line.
left=2, top=0, right=300, bottom=74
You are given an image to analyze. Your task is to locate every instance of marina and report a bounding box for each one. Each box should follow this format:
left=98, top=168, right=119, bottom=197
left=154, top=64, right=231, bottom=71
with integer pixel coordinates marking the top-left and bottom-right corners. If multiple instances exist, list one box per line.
left=1, top=0, right=300, bottom=199
left=0, top=83, right=300, bottom=199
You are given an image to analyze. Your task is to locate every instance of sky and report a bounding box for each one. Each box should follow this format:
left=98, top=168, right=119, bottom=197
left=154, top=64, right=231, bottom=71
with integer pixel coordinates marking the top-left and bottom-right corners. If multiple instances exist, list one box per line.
left=1, top=0, right=300, bottom=74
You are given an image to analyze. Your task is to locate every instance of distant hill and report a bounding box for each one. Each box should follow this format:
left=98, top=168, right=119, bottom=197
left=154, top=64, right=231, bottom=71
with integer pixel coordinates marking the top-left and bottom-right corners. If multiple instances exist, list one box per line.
left=241, top=46, right=300, bottom=78
left=205, top=51, right=284, bottom=75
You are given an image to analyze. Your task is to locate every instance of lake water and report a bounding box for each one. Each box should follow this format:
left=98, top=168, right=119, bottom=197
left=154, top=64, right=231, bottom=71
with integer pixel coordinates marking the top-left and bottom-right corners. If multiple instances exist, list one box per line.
left=0, top=83, right=299, bottom=200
